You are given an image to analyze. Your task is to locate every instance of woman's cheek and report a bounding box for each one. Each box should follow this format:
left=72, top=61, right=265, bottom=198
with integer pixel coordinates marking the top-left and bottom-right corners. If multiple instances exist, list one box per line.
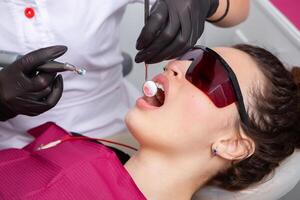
left=186, top=93, right=205, bottom=112
left=182, top=92, right=216, bottom=123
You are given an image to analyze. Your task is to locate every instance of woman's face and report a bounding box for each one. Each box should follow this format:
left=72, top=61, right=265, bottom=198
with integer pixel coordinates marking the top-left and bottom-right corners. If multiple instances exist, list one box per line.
left=125, top=47, right=265, bottom=152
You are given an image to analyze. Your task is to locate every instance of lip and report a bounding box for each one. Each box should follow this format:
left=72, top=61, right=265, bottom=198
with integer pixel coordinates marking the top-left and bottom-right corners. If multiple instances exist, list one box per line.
left=136, top=73, right=169, bottom=110
left=136, top=97, right=160, bottom=110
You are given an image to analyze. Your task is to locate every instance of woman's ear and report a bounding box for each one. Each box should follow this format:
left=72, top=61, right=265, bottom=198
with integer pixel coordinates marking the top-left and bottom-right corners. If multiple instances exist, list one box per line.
left=212, top=133, right=255, bottom=161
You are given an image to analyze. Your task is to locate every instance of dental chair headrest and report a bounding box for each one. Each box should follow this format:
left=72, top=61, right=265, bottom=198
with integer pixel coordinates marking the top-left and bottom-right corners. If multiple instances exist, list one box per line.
left=193, top=150, right=300, bottom=200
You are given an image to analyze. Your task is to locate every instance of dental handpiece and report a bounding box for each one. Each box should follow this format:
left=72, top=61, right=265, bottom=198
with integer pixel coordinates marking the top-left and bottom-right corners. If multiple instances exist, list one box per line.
left=0, top=50, right=86, bottom=75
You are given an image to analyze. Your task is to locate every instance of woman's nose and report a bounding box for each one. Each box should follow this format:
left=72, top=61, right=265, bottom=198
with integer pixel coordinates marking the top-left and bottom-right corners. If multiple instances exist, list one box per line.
left=164, top=60, right=188, bottom=78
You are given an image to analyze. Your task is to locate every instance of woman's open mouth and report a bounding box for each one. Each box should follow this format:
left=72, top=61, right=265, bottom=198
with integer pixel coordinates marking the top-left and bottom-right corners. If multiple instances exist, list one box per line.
left=144, top=86, right=165, bottom=107
left=136, top=74, right=169, bottom=110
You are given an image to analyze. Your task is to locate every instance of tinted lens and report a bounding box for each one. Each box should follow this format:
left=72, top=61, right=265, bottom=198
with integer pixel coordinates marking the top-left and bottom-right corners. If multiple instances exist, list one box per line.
left=180, top=48, right=237, bottom=108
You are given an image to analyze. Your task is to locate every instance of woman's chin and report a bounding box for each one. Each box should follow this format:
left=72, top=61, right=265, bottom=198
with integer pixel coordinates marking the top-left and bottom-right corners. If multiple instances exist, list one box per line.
left=125, top=111, right=132, bottom=127
left=125, top=109, right=150, bottom=140
left=125, top=110, right=139, bottom=134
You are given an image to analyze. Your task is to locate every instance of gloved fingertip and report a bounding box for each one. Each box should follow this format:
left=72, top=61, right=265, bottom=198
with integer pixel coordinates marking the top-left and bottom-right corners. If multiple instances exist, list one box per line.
left=54, top=74, right=63, bottom=88
left=135, top=51, right=147, bottom=63
left=56, top=73, right=63, bottom=79
left=46, top=45, right=67, bottom=53
left=134, top=55, right=144, bottom=63
left=48, top=45, right=68, bottom=60
left=51, top=45, right=68, bottom=51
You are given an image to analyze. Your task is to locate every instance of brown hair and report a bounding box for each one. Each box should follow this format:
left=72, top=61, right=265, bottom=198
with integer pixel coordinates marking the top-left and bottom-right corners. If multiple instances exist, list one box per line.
left=210, top=44, right=300, bottom=190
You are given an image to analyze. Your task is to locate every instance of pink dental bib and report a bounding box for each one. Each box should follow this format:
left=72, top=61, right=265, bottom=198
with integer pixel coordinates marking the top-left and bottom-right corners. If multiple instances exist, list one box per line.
left=0, top=122, right=146, bottom=200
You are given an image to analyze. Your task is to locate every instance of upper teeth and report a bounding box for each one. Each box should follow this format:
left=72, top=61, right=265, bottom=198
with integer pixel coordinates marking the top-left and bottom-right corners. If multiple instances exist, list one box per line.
left=155, top=82, right=164, bottom=91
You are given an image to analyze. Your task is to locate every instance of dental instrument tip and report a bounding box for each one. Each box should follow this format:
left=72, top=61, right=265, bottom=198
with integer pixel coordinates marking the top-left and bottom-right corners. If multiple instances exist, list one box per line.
left=143, top=80, right=157, bottom=97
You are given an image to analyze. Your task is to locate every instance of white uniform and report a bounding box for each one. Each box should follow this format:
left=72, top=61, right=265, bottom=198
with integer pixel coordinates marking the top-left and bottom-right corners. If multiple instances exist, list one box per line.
left=0, top=0, right=146, bottom=149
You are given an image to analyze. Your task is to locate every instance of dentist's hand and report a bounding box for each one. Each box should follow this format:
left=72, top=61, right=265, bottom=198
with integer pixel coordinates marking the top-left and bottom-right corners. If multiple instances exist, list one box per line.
left=135, top=0, right=219, bottom=63
left=0, top=46, right=67, bottom=121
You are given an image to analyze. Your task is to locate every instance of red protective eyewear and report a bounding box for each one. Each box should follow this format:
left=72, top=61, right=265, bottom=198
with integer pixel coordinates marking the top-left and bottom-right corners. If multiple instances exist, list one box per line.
left=178, top=46, right=249, bottom=126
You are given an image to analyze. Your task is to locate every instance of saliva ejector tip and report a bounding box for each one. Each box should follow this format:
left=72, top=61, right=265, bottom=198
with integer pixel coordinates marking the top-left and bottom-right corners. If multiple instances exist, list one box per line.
left=76, top=68, right=86, bottom=75
left=143, top=80, right=158, bottom=97
left=64, top=63, right=86, bottom=76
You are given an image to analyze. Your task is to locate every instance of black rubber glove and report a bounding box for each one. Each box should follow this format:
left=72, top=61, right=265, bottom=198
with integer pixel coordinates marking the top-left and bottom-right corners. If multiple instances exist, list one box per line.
left=135, top=0, right=219, bottom=63
left=0, top=45, right=68, bottom=121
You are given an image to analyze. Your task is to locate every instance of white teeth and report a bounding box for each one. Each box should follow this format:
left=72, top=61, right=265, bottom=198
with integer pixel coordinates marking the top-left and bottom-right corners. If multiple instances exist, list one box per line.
left=155, top=82, right=164, bottom=91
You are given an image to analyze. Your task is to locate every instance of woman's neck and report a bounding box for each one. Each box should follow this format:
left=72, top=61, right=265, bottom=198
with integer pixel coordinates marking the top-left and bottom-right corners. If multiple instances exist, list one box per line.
left=125, top=147, right=219, bottom=200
